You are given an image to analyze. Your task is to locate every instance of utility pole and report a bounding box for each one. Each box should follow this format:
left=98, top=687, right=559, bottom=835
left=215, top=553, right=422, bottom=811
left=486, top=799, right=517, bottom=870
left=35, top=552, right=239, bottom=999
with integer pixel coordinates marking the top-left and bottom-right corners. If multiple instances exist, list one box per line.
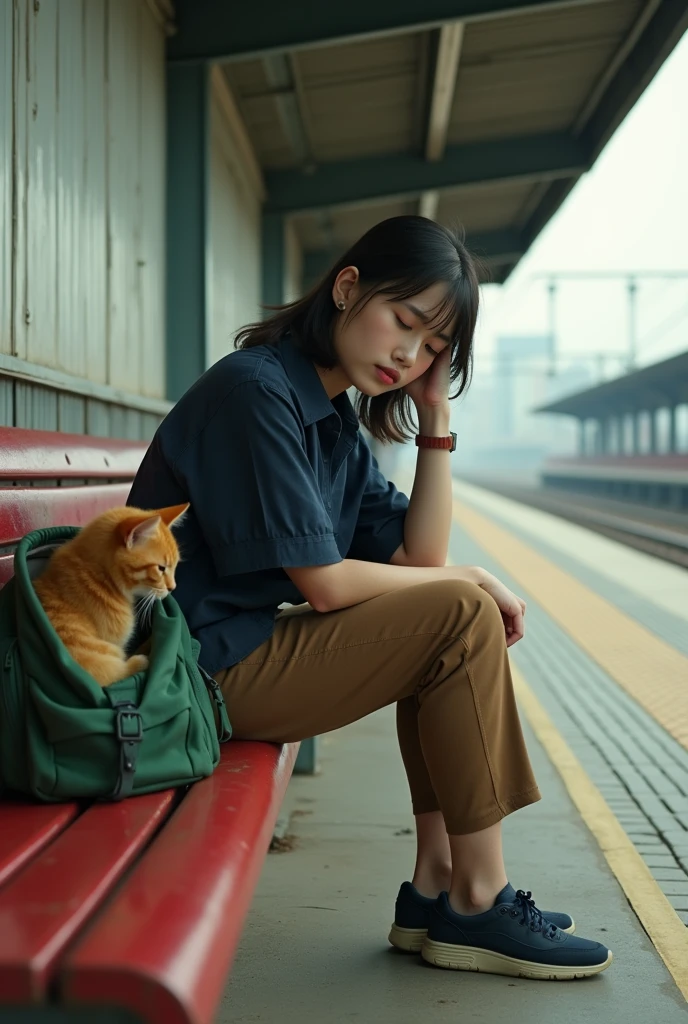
left=547, top=278, right=557, bottom=376
left=627, top=276, right=637, bottom=371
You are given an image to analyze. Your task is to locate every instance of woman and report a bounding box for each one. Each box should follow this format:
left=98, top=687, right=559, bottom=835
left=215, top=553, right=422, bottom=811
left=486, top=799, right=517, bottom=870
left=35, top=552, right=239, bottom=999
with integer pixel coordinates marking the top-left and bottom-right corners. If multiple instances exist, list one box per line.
left=129, top=216, right=612, bottom=980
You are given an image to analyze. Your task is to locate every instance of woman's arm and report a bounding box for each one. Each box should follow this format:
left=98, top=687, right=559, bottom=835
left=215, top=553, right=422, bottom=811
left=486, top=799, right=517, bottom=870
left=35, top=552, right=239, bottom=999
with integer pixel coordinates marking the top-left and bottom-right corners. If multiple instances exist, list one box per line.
left=389, top=404, right=452, bottom=568
left=390, top=349, right=453, bottom=568
left=285, top=559, right=525, bottom=647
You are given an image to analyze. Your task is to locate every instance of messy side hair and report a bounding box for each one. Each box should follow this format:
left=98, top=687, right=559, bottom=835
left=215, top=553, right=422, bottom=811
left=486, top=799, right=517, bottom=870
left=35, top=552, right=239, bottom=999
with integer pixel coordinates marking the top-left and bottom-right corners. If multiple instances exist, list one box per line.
left=236, top=216, right=481, bottom=444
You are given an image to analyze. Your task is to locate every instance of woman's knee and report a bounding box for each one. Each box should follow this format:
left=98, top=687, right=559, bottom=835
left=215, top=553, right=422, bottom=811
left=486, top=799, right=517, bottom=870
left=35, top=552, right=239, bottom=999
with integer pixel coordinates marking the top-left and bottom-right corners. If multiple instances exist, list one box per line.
left=418, top=578, right=504, bottom=639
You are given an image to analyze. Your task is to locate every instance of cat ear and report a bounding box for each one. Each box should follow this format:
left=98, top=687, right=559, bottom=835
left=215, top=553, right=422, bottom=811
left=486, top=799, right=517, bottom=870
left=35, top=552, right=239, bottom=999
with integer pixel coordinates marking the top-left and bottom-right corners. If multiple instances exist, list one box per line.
left=119, top=515, right=162, bottom=550
left=158, top=503, right=190, bottom=529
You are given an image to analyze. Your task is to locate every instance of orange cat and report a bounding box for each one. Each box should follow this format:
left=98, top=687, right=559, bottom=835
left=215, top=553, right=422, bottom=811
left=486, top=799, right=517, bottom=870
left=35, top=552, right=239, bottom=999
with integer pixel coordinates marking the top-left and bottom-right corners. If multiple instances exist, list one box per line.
left=33, top=504, right=189, bottom=687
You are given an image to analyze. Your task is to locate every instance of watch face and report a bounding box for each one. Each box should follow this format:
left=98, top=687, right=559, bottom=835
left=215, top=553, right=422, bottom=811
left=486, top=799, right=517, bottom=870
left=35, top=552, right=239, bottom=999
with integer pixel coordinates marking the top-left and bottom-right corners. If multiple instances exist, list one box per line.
left=450, top=431, right=457, bottom=452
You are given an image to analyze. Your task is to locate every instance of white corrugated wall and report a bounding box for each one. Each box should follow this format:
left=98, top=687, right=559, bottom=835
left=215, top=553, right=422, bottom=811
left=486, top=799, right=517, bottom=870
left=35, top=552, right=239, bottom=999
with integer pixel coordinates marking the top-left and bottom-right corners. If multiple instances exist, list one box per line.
left=207, top=72, right=264, bottom=367
left=3, top=0, right=166, bottom=403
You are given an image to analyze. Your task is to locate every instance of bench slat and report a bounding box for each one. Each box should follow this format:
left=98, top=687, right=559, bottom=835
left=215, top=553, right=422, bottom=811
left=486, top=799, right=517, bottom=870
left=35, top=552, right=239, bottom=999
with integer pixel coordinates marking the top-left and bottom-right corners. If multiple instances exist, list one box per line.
left=0, top=483, right=133, bottom=546
left=0, top=427, right=147, bottom=480
left=62, top=741, right=299, bottom=1024
left=0, top=802, right=79, bottom=888
left=0, top=484, right=133, bottom=586
left=0, top=791, right=176, bottom=1003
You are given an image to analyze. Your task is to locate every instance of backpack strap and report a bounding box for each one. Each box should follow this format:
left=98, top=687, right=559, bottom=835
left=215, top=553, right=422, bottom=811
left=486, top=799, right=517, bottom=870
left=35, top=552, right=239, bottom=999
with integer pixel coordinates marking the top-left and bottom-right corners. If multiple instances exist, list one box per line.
left=105, top=693, right=144, bottom=800
left=198, top=665, right=232, bottom=742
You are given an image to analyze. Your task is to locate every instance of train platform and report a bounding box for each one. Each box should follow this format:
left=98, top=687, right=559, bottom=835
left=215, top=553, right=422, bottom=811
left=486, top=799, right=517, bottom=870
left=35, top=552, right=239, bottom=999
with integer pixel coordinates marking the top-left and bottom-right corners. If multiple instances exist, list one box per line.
left=222, top=480, right=688, bottom=1022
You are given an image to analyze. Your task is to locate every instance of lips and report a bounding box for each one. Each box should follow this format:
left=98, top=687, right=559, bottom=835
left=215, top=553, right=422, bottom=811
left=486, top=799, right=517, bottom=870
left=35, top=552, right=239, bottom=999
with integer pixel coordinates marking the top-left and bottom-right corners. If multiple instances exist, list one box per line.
left=375, top=365, right=400, bottom=385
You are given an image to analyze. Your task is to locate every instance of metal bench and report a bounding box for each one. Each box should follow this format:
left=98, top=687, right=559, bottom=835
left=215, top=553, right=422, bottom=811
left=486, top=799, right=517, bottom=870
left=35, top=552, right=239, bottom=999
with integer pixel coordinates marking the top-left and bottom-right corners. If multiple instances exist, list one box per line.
left=0, top=426, right=298, bottom=1023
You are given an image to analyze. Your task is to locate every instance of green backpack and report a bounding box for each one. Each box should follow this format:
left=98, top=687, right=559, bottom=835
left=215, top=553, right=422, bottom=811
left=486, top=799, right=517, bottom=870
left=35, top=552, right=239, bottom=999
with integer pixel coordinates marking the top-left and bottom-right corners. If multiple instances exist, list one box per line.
left=0, top=526, right=232, bottom=802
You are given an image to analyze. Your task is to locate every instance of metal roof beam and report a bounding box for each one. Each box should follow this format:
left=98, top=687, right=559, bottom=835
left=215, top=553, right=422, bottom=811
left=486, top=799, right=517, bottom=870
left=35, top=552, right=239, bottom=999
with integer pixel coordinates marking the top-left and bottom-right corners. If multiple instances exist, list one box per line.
left=302, top=229, right=525, bottom=284
left=580, top=0, right=688, bottom=163
left=262, top=54, right=314, bottom=169
left=425, top=23, right=464, bottom=162
left=168, top=0, right=603, bottom=63
left=264, top=132, right=587, bottom=214
left=419, top=22, right=464, bottom=219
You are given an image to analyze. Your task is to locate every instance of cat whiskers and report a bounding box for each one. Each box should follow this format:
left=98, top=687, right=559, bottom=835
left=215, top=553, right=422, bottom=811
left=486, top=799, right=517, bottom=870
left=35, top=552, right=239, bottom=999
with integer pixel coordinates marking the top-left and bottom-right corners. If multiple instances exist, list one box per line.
left=137, top=590, right=160, bottom=630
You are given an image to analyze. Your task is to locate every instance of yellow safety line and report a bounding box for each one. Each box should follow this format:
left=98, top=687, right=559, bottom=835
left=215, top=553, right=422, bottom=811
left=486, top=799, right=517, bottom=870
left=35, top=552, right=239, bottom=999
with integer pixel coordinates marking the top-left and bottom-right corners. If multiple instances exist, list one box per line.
left=513, top=665, right=688, bottom=999
left=452, top=497, right=688, bottom=749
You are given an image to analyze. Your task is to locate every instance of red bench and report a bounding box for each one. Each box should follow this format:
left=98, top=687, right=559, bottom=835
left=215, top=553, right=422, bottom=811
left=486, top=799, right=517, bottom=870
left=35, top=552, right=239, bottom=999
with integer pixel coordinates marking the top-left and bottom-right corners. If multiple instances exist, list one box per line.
left=0, top=426, right=298, bottom=1023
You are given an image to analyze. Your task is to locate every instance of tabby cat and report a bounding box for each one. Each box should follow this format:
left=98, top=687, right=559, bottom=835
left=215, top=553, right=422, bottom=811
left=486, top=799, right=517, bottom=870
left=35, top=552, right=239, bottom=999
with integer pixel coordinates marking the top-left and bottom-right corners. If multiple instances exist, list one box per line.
left=33, top=504, right=188, bottom=686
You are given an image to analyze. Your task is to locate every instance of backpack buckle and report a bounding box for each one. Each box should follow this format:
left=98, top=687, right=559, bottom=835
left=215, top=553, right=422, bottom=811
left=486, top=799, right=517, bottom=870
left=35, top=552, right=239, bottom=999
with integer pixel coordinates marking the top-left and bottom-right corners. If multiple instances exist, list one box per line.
left=115, top=707, right=143, bottom=742
left=111, top=703, right=143, bottom=800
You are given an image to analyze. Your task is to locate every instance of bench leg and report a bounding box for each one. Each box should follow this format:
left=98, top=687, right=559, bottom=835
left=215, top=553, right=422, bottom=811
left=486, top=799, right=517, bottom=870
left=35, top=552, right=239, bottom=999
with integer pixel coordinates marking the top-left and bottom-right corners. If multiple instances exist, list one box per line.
left=294, top=736, right=318, bottom=775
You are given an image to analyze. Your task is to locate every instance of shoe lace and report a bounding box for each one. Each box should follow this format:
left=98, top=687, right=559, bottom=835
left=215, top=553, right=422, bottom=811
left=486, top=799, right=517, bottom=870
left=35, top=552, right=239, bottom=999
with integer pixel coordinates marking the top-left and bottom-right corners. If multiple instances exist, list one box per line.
left=513, top=890, right=559, bottom=938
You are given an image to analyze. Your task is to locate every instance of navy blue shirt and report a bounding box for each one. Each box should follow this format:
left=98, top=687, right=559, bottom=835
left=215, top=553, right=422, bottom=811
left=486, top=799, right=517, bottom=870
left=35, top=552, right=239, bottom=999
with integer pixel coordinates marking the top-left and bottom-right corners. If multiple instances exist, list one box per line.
left=128, top=337, right=409, bottom=675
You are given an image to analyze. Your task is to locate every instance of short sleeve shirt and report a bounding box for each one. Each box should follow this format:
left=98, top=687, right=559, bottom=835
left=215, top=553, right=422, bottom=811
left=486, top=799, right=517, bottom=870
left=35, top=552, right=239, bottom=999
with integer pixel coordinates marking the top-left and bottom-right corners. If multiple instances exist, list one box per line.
left=127, top=337, right=409, bottom=675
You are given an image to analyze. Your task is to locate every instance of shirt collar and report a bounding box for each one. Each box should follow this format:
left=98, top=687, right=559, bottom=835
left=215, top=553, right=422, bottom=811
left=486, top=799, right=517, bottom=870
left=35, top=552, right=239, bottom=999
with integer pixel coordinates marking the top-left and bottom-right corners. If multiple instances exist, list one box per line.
left=280, top=336, right=359, bottom=432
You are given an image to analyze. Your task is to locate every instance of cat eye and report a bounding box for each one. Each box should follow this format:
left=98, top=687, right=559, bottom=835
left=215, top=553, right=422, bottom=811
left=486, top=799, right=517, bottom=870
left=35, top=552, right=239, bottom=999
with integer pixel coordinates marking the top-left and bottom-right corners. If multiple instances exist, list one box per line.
left=158, top=565, right=167, bottom=573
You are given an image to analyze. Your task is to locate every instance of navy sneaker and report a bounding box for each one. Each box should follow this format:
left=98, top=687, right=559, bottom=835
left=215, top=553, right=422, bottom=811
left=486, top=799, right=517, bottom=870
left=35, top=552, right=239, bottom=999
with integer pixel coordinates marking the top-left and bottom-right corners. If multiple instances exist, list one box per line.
left=421, top=885, right=612, bottom=980
left=389, top=881, right=575, bottom=953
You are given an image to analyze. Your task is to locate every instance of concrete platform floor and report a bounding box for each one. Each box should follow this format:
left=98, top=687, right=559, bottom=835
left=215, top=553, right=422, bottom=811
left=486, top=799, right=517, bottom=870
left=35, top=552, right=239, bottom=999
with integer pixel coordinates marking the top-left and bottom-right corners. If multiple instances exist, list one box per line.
left=221, top=708, right=687, bottom=1023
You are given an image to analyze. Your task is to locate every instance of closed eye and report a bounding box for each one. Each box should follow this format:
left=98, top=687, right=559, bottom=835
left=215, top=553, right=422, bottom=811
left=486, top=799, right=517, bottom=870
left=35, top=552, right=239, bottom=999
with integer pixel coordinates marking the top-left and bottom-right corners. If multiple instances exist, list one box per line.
left=395, top=314, right=412, bottom=331
left=425, top=344, right=441, bottom=357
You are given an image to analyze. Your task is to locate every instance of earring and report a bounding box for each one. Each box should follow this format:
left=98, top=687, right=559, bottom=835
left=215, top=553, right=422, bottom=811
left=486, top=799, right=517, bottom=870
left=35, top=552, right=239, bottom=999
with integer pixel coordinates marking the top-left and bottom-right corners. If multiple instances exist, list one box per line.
left=337, top=300, right=346, bottom=311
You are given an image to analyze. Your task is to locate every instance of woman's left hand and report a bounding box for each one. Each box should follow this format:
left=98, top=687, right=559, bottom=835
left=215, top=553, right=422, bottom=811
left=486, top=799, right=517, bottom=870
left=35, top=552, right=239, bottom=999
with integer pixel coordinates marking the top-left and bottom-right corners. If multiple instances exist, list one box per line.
left=404, top=347, right=452, bottom=412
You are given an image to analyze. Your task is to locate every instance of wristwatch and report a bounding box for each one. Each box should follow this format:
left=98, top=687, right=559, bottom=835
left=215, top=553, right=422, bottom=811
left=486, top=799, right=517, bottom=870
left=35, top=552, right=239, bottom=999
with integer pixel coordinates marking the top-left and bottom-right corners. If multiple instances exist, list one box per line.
left=415, top=432, right=457, bottom=452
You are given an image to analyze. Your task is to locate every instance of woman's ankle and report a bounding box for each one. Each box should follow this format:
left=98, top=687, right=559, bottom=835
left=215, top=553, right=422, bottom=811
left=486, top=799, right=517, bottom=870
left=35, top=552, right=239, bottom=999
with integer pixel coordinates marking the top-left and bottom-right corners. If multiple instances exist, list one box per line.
left=411, top=862, right=452, bottom=898
left=448, top=876, right=507, bottom=916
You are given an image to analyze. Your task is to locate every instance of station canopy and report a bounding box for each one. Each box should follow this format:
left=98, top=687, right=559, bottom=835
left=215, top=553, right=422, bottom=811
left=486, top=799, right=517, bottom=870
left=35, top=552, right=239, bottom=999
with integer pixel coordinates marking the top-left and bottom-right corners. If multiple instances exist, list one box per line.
left=537, top=350, right=688, bottom=419
left=168, top=1, right=688, bottom=286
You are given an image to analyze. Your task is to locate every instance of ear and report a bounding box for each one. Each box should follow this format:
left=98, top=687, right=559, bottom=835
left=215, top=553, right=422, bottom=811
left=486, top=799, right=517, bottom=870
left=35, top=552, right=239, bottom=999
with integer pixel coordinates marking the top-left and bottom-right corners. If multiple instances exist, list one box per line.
left=158, top=503, right=190, bottom=529
left=332, top=266, right=359, bottom=310
left=118, top=515, right=162, bottom=550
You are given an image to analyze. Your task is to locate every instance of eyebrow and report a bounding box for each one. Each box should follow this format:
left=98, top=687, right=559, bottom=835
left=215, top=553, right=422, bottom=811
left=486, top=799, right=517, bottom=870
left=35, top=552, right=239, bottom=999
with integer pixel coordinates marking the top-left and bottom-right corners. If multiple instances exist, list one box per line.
left=401, top=302, right=452, bottom=344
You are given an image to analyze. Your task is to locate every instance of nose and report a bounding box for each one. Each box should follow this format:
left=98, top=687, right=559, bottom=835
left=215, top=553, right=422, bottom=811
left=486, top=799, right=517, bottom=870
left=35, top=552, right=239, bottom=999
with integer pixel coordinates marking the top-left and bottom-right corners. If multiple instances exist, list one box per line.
left=395, top=337, right=422, bottom=368
left=168, top=576, right=176, bottom=591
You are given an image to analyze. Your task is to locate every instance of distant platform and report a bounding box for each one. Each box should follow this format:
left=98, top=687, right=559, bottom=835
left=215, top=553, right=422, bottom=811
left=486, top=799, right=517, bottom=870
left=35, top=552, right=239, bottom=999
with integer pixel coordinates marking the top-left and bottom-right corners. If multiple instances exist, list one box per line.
left=541, top=454, right=688, bottom=509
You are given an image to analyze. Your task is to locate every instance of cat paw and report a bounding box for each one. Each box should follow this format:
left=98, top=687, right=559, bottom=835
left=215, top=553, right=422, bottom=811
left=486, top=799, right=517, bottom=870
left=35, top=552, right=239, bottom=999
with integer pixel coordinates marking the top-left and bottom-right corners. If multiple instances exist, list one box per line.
left=126, top=654, right=149, bottom=675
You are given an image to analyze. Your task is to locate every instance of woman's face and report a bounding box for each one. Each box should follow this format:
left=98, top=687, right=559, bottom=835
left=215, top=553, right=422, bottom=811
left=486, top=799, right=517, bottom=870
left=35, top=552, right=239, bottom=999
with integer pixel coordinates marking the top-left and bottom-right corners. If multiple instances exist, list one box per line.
left=327, top=272, right=454, bottom=398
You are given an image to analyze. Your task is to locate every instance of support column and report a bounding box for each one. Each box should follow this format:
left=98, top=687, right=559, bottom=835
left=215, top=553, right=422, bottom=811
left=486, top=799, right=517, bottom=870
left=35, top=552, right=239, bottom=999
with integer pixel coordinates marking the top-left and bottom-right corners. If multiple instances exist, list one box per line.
left=166, top=63, right=210, bottom=401
left=262, top=212, right=286, bottom=310
left=577, top=418, right=586, bottom=456
left=600, top=418, right=611, bottom=455
left=631, top=411, right=640, bottom=455
left=648, top=408, right=658, bottom=454
left=668, top=405, right=677, bottom=454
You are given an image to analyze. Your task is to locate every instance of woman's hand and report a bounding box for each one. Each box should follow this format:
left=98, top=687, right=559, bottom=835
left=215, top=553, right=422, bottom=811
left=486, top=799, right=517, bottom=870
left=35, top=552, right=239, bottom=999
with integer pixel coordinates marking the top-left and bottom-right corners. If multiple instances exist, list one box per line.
left=465, top=567, right=527, bottom=648
left=404, top=347, right=451, bottom=413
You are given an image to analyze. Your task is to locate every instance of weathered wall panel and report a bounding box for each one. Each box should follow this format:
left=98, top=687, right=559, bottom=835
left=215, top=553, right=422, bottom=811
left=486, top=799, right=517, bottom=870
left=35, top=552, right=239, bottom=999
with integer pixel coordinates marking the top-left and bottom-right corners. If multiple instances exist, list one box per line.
left=208, top=84, right=262, bottom=367
left=138, top=3, right=167, bottom=399
left=107, top=0, right=142, bottom=395
left=9, top=0, right=166, bottom=405
left=83, top=0, right=108, bottom=386
left=85, top=398, right=112, bottom=437
left=56, top=1, right=86, bottom=380
left=0, top=0, right=12, bottom=356
left=57, top=394, right=87, bottom=434
left=15, top=384, right=59, bottom=431
left=0, top=381, right=14, bottom=427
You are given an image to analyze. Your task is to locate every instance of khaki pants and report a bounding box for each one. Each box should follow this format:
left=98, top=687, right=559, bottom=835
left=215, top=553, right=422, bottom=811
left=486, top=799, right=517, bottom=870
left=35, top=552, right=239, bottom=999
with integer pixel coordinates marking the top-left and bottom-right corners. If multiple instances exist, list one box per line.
left=215, top=579, right=540, bottom=835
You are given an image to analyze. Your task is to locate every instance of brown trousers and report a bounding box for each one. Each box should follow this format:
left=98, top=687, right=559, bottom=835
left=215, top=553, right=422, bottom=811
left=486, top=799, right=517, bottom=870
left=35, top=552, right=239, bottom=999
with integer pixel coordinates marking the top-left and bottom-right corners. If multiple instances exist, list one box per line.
left=214, top=579, right=540, bottom=835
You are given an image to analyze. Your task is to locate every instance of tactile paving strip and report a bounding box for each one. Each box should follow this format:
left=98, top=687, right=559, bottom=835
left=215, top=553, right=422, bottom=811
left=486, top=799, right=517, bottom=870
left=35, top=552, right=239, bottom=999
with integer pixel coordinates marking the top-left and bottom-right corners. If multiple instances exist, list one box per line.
left=449, top=521, right=688, bottom=926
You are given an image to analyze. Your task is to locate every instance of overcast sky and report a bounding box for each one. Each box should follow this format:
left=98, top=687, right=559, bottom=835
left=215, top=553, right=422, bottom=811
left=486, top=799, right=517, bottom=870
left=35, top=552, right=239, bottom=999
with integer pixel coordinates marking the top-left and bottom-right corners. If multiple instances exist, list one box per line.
left=474, top=29, right=688, bottom=379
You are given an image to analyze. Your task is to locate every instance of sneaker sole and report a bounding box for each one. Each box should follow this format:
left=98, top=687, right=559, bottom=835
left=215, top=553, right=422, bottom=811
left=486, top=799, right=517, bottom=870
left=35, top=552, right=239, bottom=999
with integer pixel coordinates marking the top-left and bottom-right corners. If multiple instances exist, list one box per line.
left=420, top=938, right=612, bottom=980
left=389, top=919, right=575, bottom=953
left=388, top=924, right=426, bottom=953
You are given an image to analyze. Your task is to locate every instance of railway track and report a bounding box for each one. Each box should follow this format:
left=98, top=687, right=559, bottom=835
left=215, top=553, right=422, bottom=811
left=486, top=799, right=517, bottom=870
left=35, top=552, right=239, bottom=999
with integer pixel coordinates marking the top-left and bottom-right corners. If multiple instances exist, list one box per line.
left=462, top=478, right=688, bottom=569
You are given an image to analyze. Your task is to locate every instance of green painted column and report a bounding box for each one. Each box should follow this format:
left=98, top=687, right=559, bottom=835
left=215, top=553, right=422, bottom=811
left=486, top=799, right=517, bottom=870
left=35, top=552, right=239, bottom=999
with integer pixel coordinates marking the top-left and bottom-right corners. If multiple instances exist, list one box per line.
left=165, top=62, right=210, bottom=401
left=261, top=212, right=285, bottom=312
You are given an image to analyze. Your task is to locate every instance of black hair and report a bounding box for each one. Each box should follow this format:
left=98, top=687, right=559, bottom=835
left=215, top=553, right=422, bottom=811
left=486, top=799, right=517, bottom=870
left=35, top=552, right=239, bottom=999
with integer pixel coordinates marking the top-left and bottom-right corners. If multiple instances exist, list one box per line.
left=235, top=215, right=481, bottom=443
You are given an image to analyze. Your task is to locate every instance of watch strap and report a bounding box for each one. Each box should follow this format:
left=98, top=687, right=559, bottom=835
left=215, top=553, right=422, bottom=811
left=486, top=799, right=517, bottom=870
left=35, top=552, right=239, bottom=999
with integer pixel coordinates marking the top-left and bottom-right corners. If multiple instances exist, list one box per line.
left=415, top=432, right=456, bottom=452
